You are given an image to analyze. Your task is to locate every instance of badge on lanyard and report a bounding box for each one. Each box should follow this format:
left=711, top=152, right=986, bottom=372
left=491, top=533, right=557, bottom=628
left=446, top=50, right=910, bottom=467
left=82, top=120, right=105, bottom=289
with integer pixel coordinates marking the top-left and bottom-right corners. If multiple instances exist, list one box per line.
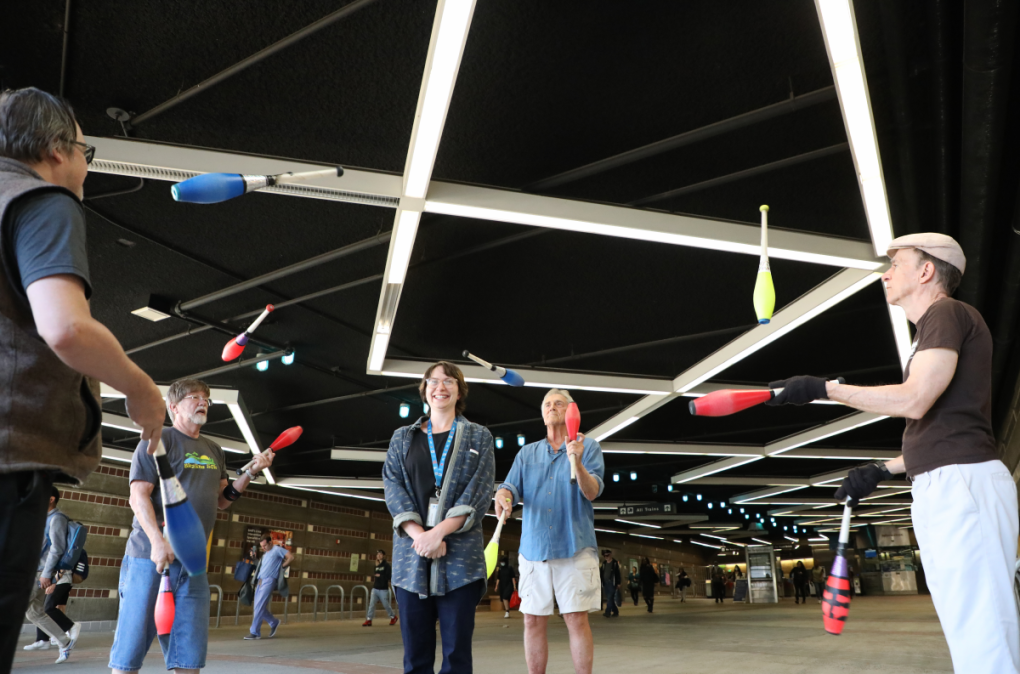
left=425, top=420, right=456, bottom=528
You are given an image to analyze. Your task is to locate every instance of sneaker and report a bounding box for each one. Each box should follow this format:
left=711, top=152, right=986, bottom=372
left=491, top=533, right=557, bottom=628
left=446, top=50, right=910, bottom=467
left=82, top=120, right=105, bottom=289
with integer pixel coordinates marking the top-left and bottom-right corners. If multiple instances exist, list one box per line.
left=50, top=637, right=59, bottom=645
left=66, top=623, right=81, bottom=649
left=243, top=634, right=260, bottom=640
left=23, top=640, right=50, bottom=651
left=362, top=620, right=372, bottom=627
left=55, top=646, right=72, bottom=664
left=504, top=611, right=510, bottom=619
left=269, top=623, right=279, bottom=638
left=389, top=616, right=398, bottom=626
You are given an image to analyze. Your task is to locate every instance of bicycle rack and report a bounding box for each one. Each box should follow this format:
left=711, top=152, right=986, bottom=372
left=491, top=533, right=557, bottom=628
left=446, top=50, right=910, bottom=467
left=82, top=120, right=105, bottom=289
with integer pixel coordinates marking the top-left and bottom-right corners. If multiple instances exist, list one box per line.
left=298, top=585, right=319, bottom=622
left=351, top=585, right=370, bottom=619
left=323, top=585, right=346, bottom=621
left=208, top=584, right=223, bottom=629
left=234, top=591, right=242, bottom=626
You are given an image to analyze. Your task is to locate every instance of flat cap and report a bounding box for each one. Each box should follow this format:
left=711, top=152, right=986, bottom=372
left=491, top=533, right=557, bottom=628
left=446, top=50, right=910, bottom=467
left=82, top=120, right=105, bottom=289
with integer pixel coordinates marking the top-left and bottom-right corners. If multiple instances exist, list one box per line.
left=886, top=232, right=966, bottom=275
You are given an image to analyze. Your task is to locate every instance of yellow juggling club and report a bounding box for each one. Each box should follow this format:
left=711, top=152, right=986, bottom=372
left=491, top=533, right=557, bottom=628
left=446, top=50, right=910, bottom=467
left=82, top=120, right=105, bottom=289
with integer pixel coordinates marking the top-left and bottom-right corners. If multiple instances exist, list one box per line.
left=753, top=205, right=775, bottom=324
left=485, top=501, right=511, bottom=578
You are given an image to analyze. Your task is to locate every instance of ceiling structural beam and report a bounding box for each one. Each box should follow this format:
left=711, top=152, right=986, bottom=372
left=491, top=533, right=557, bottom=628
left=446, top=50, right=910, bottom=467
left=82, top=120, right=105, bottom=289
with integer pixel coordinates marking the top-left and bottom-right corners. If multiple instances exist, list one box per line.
left=671, top=456, right=766, bottom=485
left=86, top=136, right=400, bottom=208
left=588, top=268, right=882, bottom=442
left=525, top=86, right=837, bottom=192
left=276, top=477, right=384, bottom=490
left=367, top=0, right=478, bottom=374
left=179, top=232, right=391, bottom=312
left=778, top=447, right=900, bottom=460
left=123, top=0, right=383, bottom=127
left=600, top=442, right=763, bottom=457
left=380, top=357, right=673, bottom=395
left=765, top=411, right=887, bottom=456
left=631, top=143, right=849, bottom=207
left=814, top=0, right=894, bottom=257
left=331, top=448, right=387, bottom=462
left=687, top=477, right=810, bottom=486
left=424, top=182, right=883, bottom=270
left=280, top=484, right=386, bottom=503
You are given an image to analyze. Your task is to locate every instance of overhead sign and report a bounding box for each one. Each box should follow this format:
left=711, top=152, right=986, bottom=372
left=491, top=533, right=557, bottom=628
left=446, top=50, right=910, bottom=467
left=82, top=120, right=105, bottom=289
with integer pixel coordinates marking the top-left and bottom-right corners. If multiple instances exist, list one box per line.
left=617, top=503, right=677, bottom=516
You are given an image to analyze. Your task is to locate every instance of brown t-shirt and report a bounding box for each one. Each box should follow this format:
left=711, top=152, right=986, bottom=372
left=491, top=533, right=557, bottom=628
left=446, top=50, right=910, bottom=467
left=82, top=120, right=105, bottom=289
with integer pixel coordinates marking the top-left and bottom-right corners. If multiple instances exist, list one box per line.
left=902, top=298, right=998, bottom=477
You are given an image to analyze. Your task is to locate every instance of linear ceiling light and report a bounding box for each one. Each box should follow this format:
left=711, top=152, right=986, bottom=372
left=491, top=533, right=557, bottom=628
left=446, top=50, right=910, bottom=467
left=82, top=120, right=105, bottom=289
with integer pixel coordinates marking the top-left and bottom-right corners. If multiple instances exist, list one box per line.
left=751, top=538, right=773, bottom=546
left=387, top=209, right=422, bottom=284
left=615, top=519, right=661, bottom=529
left=887, top=303, right=912, bottom=370
left=691, top=540, right=722, bottom=549
left=630, top=534, right=664, bottom=540
left=282, top=485, right=386, bottom=503
left=403, top=0, right=477, bottom=199
left=331, top=449, right=388, bottom=462
left=424, top=183, right=881, bottom=270
left=671, top=456, right=763, bottom=484
left=815, top=0, right=893, bottom=257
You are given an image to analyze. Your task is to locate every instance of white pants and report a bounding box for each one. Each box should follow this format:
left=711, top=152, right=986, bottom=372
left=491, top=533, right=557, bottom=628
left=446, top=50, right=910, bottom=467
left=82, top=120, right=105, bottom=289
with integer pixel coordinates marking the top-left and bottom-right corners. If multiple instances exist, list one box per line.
left=912, top=460, right=1020, bottom=673
left=517, top=548, right=601, bottom=615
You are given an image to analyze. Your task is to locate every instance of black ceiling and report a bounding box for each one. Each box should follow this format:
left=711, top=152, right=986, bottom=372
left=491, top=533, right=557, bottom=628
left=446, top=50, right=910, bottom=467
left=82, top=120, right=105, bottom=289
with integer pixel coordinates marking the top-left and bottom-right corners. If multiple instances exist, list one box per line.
left=5, top=0, right=1020, bottom=537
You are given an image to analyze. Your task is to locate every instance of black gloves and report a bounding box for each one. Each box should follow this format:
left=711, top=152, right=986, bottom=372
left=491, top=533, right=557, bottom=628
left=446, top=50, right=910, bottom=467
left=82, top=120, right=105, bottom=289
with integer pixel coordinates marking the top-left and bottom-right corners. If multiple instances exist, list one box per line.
left=765, top=376, right=832, bottom=406
left=834, top=462, right=893, bottom=507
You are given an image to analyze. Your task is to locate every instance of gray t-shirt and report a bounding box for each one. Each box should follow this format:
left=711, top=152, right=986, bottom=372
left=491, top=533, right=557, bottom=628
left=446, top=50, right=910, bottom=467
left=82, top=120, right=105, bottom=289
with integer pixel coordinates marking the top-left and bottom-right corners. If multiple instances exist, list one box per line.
left=4, top=190, right=92, bottom=298
left=125, top=427, right=228, bottom=559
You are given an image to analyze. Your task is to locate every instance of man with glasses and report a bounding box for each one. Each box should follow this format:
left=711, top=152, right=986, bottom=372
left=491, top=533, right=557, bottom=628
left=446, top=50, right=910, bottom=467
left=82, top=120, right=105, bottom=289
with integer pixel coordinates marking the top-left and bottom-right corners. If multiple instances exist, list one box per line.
left=111, top=379, right=274, bottom=672
left=496, top=389, right=606, bottom=674
left=0, top=87, right=165, bottom=669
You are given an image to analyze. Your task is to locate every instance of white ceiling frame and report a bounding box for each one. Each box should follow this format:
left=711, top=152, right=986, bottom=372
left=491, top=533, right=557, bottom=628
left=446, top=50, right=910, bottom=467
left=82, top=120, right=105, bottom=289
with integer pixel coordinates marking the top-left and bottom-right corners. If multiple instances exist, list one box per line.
left=367, top=0, right=478, bottom=374
left=99, top=383, right=273, bottom=482
left=603, top=443, right=899, bottom=460
left=331, top=448, right=388, bottom=462
left=589, top=268, right=882, bottom=442
left=813, top=0, right=913, bottom=375
left=275, top=476, right=385, bottom=489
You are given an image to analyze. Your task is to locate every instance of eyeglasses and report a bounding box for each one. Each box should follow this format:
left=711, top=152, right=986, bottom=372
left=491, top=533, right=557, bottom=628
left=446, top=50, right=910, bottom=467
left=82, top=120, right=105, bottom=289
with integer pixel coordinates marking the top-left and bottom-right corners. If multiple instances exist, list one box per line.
left=69, top=141, right=95, bottom=164
left=182, top=395, right=211, bottom=404
left=425, top=378, right=457, bottom=388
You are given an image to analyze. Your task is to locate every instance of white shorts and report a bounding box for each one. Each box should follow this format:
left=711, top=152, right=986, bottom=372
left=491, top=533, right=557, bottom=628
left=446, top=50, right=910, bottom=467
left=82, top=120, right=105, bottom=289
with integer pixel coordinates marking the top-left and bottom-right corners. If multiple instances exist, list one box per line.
left=518, top=547, right=601, bottom=616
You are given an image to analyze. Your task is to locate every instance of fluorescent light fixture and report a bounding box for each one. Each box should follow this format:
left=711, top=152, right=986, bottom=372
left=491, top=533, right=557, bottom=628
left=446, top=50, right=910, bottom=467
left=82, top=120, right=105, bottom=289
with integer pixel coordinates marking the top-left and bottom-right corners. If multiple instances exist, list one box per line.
left=368, top=333, right=390, bottom=373
left=785, top=536, right=799, bottom=543
left=667, top=485, right=673, bottom=492
left=102, top=447, right=134, bottom=463
left=752, top=538, right=772, bottom=546
left=594, top=528, right=621, bottom=534
left=671, top=456, right=763, bottom=484
left=887, top=303, right=912, bottom=370
left=615, top=519, right=661, bottom=529
left=725, top=540, right=747, bottom=548
left=691, top=540, right=722, bottom=549
left=707, top=503, right=713, bottom=509
left=131, top=306, right=171, bottom=322
left=593, top=416, right=640, bottom=442
left=630, top=534, right=664, bottom=540
left=399, top=403, right=410, bottom=418
left=495, top=436, right=504, bottom=449
left=283, top=485, right=385, bottom=503
left=403, top=0, right=477, bottom=199
left=387, top=209, right=422, bottom=283
left=281, top=352, right=295, bottom=366
left=629, top=471, right=637, bottom=481
left=424, top=187, right=882, bottom=270
left=517, top=434, right=526, bottom=447
left=682, top=495, right=689, bottom=502
left=696, top=494, right=702, bottom=501
left=810, top=536, right=829, bottom=542
left=815, top=0, right=893, bottom=257
left=256, top=359, right=269, bottom=372
left=701, top=533, right=727, bottom=541
left=612, top=473, right=620, bottom=482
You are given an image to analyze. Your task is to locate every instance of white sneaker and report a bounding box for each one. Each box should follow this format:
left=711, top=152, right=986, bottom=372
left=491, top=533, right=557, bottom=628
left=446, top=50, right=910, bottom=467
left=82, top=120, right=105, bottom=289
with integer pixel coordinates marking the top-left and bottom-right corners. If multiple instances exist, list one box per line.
left=23, top=640, right=50, bottom=651
left=504, top=611, right=510, bottom=618
left=55, top=646, right=72, bottom=664
left=50, top=637, right=58, bottom=645
left=66, top=623, right=81, bottom=649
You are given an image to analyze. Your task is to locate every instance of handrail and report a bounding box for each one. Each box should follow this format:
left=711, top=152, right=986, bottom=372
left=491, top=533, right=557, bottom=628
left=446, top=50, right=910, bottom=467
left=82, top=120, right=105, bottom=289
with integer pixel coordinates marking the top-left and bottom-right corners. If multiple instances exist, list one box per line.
left=323, top=585, right=346, bottom=621
left=351, top=585, right=370, bottom=619
left=298, top=585, right=319, bottom=622
left=208, top=584, right=224, bottom=628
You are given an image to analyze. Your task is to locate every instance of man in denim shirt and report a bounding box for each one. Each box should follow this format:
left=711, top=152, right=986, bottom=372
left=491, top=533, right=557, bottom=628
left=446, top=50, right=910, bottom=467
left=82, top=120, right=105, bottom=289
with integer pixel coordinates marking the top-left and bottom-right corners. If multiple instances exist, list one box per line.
left=495, top=389, right=605, bottom=674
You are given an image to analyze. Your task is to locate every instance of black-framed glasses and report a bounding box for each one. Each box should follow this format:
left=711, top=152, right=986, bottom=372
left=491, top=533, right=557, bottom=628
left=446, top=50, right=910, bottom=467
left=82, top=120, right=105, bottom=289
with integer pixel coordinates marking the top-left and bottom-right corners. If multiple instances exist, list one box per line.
left=69, top=141, right=95, bottom=164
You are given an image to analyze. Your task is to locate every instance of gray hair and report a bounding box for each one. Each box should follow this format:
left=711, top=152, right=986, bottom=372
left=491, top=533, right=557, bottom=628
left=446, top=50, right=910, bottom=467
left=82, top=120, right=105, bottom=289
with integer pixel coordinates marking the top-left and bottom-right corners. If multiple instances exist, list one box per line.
left=542, top=388, right=574, bottom=408
left=0, top=88, right=79, bottom=163
left=165, top=378, right=211, bottom=419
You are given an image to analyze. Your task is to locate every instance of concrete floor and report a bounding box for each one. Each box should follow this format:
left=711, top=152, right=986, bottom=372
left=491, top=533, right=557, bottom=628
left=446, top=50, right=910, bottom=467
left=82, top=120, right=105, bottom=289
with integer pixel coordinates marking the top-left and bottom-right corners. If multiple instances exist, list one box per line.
left=13, top=595, right=952, bottom=673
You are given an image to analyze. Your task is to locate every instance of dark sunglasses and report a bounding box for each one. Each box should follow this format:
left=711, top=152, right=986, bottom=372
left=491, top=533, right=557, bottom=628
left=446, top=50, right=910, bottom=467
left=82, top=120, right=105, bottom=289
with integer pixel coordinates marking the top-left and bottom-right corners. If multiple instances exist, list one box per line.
left=69, top=140, right=95, bottom=164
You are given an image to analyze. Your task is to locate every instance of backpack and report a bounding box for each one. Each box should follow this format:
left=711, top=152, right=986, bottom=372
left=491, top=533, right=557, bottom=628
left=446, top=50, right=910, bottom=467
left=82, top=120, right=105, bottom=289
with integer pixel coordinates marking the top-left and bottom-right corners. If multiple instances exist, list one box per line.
left=72, top=550, right=89, bottom=583
left=46, top=513, right=87, bottom=572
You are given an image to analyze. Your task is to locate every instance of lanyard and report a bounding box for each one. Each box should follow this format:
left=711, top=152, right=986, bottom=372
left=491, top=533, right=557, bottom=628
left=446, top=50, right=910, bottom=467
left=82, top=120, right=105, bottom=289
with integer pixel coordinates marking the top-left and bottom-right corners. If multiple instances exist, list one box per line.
left=426, top=419, right=457, bottom=491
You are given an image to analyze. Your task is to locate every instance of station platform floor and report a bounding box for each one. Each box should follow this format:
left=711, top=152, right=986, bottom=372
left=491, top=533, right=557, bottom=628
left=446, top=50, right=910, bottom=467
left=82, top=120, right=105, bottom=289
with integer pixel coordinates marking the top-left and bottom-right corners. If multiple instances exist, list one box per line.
left=13, top=594, right=952, bottom=673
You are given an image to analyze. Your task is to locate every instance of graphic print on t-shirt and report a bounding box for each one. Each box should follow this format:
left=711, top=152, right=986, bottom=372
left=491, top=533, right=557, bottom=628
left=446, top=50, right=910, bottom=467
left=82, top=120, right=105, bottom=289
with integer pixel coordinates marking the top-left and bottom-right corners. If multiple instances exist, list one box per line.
left=184, top=452, right=218, bottom=469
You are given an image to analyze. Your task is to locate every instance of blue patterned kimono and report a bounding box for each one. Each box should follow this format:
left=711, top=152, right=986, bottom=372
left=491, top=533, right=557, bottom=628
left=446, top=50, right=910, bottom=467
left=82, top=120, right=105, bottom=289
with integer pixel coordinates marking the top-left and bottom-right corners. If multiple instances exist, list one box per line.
left=383, top=415, right=495, bottom=598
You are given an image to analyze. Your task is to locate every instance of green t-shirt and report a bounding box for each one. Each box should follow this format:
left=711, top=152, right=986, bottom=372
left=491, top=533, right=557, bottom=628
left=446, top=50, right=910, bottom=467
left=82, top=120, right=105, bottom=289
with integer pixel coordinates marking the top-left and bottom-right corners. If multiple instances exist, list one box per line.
left=125, top=427, right=229, bottom=559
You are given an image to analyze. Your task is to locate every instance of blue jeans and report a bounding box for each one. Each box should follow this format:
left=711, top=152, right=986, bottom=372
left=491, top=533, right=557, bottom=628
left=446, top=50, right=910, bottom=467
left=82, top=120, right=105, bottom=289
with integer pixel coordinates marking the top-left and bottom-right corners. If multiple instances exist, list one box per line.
left=108, top=556, right=209, bottom=671
left=602, top=584, right=618, bottom=615
left=395, top=579, right=484, bottom=674
left=367, top=588, right=394, bottom=620
left=250, top=578, right=279, bottom=636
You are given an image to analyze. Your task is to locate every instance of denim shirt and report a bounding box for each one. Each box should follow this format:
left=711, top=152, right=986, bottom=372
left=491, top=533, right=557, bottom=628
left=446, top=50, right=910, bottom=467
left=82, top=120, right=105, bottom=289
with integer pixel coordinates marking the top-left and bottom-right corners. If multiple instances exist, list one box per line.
left=498, top=437, right=604, bottom=562
left=383, top=415, right=495, bottom=597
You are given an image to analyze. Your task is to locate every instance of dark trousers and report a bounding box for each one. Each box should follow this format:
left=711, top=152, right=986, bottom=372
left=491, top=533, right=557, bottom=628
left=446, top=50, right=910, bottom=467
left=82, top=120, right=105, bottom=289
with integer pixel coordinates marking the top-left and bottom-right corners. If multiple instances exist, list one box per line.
left=643, top=592, right=654, bottom=612
left=602, top=585, right=618, bottom=616
left=712, top=582, right=725, bottom=602
left=0, top=471, right=54, bottom=673
left=795, top=582, right=809, bottom=602
left=630, top=587, right=639, bottom=606
left=395, top=579, right=484, bottom=674
left=36, top=583, right=73, bottom=641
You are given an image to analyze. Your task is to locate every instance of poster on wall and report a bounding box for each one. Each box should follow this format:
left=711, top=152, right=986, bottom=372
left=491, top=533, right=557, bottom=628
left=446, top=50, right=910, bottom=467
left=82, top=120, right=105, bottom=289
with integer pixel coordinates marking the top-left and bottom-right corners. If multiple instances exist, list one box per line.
left=350, top=554, right=360, bottom=572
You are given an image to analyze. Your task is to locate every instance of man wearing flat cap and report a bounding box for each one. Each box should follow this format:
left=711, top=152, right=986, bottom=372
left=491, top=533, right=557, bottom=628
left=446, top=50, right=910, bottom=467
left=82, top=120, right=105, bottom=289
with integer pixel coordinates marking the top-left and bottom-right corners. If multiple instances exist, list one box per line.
left=767, top=233, right=1019, bottom=672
